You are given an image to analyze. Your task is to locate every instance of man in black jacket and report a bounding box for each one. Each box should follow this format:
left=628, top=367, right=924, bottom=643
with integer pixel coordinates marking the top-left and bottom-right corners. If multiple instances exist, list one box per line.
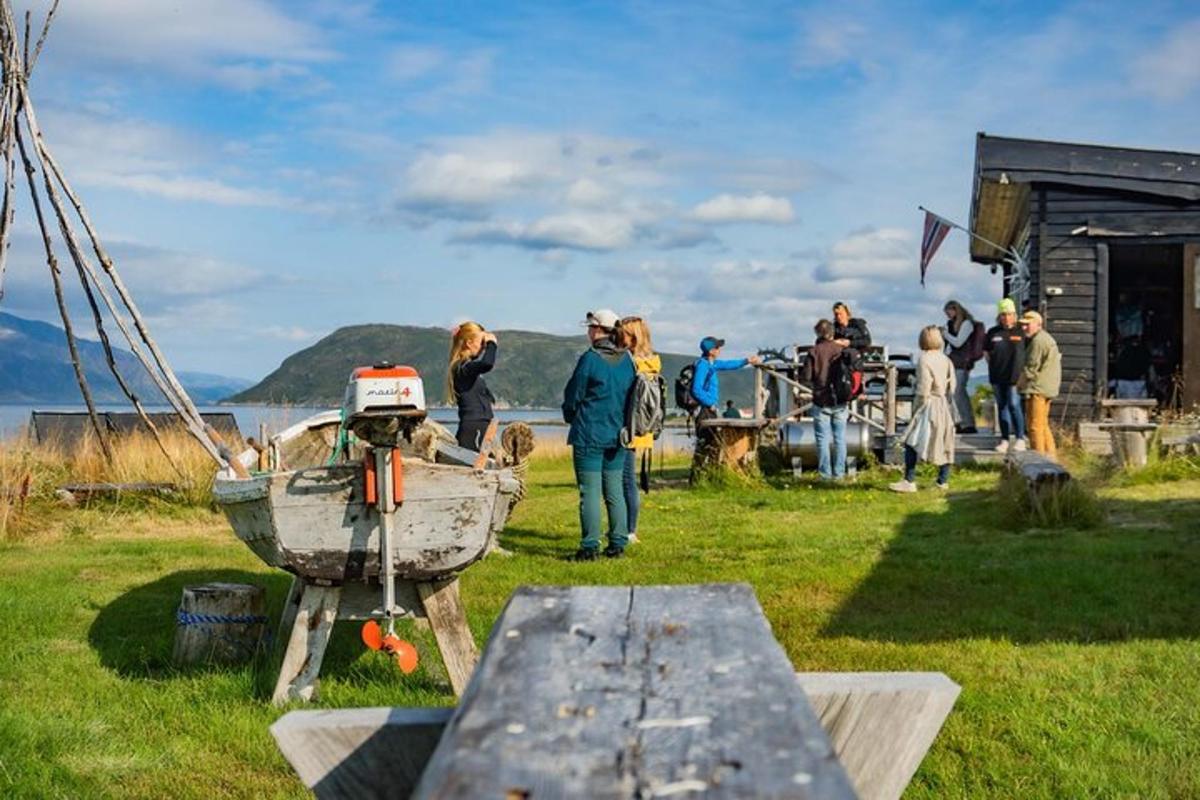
left=832, top=302, right=871, bottom=349
left=802, top=319, right=848, bottom=479
left=983, top=298, right=1026, bottom=453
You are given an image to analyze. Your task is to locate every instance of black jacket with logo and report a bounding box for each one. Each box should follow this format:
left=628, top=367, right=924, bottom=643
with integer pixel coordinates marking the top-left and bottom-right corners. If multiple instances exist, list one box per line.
left=983, top=324, right=1024, bottom=385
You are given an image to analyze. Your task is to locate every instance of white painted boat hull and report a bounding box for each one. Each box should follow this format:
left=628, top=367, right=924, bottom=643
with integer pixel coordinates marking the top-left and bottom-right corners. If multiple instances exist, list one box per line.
left=213, top=412, right=519, bottom=581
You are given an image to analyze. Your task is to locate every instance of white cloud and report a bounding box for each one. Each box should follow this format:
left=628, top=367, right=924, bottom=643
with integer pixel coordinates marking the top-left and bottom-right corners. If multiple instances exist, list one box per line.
left=795, top=12, right=872, bottom=72
left=691, top=193, right=795, bottom=224
left=388, top=46, right=446, bottom=81
left=1130, top=20, right=1200, bottom=101
left=86, top=173, right=291, bottom=208
left=40, top=0, right=333, bottom=89
left=404, top=151, right=541, bottom=208
left=816, top=227, right=912, bottom=281
left=452, top=212, right=637, bottom=252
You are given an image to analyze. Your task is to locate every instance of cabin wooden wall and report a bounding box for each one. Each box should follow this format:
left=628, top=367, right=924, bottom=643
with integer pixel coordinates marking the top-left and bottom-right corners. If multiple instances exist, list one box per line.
left=1026, top=187, right=1101, bottom=420
left=1026, top=185, right=1200, bottom=419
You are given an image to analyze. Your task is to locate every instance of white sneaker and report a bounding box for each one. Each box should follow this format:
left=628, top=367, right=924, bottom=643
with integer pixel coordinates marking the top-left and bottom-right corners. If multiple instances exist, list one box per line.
left=628, top=533, right=639, bottom=544
left=888, top=480, right=918, bottom=493
left=994, top=439, right=1010, bottom=454
left=1013, top=438, right=1028, bottom=452
left=935, top=482, right=949, bottom=491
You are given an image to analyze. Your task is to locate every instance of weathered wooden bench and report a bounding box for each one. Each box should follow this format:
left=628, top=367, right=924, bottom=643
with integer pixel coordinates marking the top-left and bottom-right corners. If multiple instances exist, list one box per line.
left=1006, top=448, right=1071, bottom=497
left=273, top=584, right=960, bottom=799
left=1099, top=398, right=1160, bottom=468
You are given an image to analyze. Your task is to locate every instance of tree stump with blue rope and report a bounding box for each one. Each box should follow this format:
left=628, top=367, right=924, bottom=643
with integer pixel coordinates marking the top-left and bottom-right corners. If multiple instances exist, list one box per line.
left=172, top=582, right=268, bottom=666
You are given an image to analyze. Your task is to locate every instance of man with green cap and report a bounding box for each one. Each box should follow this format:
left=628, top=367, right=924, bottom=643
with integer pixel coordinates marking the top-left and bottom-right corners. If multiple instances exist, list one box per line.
left=984, top=298, right=1027, bottom=453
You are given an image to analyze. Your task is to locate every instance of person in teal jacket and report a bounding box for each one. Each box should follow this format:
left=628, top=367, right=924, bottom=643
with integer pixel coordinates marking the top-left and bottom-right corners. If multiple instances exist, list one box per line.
left=562, top=308, right=637, bottom=560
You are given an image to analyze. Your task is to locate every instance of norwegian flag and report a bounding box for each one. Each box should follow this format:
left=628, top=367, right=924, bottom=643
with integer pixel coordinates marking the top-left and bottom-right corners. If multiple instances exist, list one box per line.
left=920, top=210, right=953, bottom=286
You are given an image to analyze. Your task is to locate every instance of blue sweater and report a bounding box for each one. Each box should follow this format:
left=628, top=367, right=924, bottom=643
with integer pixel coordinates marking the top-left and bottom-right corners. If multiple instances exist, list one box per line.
left=562, top=341, right=636, bottom=448
left=691, top=357, right=748, bottom=409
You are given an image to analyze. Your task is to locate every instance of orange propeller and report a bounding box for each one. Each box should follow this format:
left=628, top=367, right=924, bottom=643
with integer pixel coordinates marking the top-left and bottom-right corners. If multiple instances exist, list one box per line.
left=361, top=620, right=419, bottom=673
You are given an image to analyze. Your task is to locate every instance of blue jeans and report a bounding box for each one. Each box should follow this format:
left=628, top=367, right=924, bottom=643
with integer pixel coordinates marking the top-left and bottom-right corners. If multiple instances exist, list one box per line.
left=572, top=446, right=628, bottom=552
left=992, top=383, right=1025, bottom=440
left=905, top=445, right=951, bottom=485
left=623, top=448, right=641, bottom=534
left=813, top=405, right=848, bottom=479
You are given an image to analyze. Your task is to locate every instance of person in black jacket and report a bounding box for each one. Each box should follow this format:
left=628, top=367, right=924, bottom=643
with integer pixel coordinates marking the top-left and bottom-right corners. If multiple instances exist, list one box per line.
left=446, top=321, right=498, bottom=451
left=832, top=302, right=871, bottom=349
left=983, top=299, right=1026, bottom=452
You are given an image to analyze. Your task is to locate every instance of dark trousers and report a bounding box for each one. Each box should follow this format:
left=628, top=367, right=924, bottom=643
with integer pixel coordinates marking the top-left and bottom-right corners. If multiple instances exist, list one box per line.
left=904, top=445, right=951, bottom=485
left=622, top=448, right=641, bottom=534
left=456, top=418, right=491, bottom=451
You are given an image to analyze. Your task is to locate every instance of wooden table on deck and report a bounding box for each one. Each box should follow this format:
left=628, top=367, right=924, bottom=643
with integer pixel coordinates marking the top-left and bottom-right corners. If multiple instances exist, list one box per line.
left=412, top=583, right=856, bottom=798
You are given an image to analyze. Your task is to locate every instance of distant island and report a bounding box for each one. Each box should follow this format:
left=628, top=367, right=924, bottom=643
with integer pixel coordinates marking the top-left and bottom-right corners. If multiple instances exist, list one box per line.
left=232, top=324, right=757, bottom=409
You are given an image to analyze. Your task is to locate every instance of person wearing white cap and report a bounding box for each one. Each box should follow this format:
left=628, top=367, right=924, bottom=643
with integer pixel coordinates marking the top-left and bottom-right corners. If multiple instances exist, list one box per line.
left=562, top=308, right=637, bottom=560
left=984, top=298, right=1027, bottom=453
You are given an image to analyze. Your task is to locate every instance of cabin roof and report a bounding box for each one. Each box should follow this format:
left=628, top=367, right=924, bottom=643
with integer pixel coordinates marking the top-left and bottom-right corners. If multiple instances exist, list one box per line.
left=969, top=133, right=1200, bottom=262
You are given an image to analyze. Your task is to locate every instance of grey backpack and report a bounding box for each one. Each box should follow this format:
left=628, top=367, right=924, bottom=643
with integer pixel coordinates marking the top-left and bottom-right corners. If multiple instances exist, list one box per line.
left=623, top=369, right=667, bottom=445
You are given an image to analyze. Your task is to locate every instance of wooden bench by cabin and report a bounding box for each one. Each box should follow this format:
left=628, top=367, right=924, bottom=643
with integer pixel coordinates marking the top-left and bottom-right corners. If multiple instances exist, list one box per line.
left=273, top=584, right=961, bottom=799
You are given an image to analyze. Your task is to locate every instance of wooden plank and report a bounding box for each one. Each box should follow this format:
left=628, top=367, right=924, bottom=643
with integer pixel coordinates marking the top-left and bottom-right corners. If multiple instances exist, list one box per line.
left=416, top=578, right=479, bottom=697
left=1185, top=244, right=1200, bottom=409
left=1088, top=212, right=1200, bottom=237
left=412, top=584, right=857, bottom=799
left=797, top=673, right=960, bottom=800
left=274, top=584, right=341, bottom=705
left=272, top=707, right=453, bottom=800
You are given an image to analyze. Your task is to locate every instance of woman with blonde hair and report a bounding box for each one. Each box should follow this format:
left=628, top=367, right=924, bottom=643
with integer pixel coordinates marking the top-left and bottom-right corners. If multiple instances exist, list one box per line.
left=942, top=299, right=984, bottom=433
left=446, top=321, right=498, bottom=451
left=617, top=315, right=661, bottom=544
left=890, top=325, right=956, bottom=493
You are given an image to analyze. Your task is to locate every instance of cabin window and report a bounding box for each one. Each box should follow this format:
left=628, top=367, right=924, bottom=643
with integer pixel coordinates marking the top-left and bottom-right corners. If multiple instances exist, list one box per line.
left=1106, top=243, right=1184, bottom=407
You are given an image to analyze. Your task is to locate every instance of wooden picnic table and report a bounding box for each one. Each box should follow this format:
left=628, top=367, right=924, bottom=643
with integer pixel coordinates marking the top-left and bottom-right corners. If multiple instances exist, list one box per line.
left=412, top=583, right=856, bottom=798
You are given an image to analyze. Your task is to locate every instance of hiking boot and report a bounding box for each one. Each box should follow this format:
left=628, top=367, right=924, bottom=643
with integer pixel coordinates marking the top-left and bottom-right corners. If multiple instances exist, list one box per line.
left=994, top=438, right=1010, bottom=454
left=1012, top=438, right=1028, bottom=452
left=567, top=548, right=599, bottom=562
left=888, top=479, right=918, bottom=493
left=603, top=546, right=625, bottom=559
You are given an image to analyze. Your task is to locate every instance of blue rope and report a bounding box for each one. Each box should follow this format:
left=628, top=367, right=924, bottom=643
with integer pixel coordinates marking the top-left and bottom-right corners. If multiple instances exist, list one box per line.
left=176, top=610, right=269, bottom=627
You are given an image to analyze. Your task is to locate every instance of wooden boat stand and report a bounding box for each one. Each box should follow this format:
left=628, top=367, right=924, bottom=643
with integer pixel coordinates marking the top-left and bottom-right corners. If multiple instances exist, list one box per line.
left=273, top=575, right=479, bottom=706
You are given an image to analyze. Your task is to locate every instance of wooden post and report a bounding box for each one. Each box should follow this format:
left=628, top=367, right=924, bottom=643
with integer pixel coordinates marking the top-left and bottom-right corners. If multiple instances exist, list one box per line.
left=274, top=583, right=342, bottom=705
left=258, top=422, right=270, bottom=471
left=753, top=365, right=765, bottom=420
left=1101, top=399, right=1157, bottom=468
left=173, top=582, right=266, bottom=666
left=416, top=579, right=478, bottom=696
left=884, top=363, right=897, bottom=437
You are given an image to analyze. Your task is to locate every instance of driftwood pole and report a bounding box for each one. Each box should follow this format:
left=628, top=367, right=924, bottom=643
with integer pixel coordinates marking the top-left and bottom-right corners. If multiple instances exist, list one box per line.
left=0, top=0, right=229, bottom=472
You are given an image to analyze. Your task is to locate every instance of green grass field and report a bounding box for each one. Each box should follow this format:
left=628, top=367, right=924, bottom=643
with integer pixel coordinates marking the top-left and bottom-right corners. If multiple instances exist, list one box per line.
left=1, top=455, right=1198, bottom=798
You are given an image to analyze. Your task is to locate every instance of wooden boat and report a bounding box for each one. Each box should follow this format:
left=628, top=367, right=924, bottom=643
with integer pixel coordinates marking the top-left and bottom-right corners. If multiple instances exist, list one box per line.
left=212, top=410, right=521, bottom=582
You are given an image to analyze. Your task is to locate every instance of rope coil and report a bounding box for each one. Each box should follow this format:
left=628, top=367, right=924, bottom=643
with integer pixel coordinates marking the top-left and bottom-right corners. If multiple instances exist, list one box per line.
left=175, top=610, right=269, bottom=627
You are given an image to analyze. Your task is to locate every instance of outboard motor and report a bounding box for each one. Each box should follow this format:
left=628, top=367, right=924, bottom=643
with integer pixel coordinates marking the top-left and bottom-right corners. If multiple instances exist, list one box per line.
left=342, top=363, right=427, bottom=447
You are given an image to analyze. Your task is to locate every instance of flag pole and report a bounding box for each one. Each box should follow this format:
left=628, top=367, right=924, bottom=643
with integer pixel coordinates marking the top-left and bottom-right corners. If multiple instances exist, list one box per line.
left=917, top=206, right=1017, bottom=260
left=917, top=205, right=1031, bottom=300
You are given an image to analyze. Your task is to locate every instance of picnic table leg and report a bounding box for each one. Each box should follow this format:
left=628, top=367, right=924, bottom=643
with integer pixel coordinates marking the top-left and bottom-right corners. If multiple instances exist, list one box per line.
left=416, top=578, right=478, bottom=697
left=273, top=583, right=342, bottom=705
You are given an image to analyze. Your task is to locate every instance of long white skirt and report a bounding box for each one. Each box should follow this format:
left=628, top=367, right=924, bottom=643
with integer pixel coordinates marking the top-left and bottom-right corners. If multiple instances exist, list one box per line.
left=902, top=395, right=956, bottom=466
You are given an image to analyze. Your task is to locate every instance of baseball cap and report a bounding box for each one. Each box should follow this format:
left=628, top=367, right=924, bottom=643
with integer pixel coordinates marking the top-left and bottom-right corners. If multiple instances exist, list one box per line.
left=1019, top=310, right=1043, bottom=325
left=997, top=298, right=1017, bottom=315
left=700, top=336, right=726, bottom=354
left=582, top=309, right=619, bottom=329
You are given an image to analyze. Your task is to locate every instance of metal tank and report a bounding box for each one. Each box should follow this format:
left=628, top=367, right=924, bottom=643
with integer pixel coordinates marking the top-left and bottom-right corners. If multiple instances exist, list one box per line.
left=777, top=419, right=874, bottom=467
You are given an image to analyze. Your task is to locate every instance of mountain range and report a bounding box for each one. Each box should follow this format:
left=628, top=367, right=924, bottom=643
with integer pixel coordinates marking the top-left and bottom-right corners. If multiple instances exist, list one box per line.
left=231, top=324, right=757, bottom=409
left=0, top=312, right=252, bottom=404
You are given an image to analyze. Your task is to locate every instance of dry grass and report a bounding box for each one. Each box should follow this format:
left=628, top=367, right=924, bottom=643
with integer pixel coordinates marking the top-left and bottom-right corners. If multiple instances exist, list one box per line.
left=1, top=430, right=219, bottom=540
left=529, top=437, right=693, bottom=461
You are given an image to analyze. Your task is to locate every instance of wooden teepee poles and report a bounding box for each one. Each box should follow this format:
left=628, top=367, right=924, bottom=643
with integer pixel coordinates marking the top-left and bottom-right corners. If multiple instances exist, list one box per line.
left=0, top=0, right=228, bottom=471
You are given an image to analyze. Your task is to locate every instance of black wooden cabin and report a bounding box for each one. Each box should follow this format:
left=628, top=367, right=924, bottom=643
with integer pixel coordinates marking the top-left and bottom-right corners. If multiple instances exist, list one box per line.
left=969, top=133, right=1200, bottom=419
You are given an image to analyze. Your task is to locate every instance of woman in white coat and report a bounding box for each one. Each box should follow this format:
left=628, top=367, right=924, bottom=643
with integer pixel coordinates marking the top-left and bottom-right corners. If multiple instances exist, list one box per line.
left=890, top=325, right=956, bottom=492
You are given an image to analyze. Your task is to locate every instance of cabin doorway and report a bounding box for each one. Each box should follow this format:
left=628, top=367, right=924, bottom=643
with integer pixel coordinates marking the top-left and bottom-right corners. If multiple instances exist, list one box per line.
left=1106, top=243, right=1184, bottom=407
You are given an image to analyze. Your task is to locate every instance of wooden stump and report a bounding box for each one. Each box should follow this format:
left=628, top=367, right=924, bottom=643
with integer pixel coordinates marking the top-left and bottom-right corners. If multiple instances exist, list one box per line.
left=694, top=418, right=767, bottom=476
left=172, top=582, right=267, bottom=666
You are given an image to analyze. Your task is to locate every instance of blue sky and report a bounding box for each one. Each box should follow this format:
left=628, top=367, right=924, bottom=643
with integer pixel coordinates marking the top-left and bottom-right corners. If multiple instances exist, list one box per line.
left=2, top=0, right=1198, bottom=379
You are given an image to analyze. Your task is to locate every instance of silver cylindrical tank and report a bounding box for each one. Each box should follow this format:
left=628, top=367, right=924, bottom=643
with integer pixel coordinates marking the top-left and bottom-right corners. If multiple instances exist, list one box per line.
left=777, top=419, right=873, bottom=466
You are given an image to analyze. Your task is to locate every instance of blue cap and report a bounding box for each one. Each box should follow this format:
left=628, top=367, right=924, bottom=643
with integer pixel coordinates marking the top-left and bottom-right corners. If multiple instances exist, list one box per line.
left=700, top=336, right=725, bottom=354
